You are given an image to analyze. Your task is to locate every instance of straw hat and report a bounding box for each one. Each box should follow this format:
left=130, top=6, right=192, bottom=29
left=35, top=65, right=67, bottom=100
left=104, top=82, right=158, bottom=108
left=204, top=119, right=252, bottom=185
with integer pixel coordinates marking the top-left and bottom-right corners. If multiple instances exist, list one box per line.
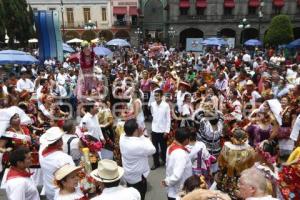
left=90, top=159, right=124, bottom=183
left=54, top=164, right=82, bottom=181
left=40, top=127, right=64, bottom=145
left=179, top=81, right=191, bottom=89
left=246, top=80, right=254, bottom=86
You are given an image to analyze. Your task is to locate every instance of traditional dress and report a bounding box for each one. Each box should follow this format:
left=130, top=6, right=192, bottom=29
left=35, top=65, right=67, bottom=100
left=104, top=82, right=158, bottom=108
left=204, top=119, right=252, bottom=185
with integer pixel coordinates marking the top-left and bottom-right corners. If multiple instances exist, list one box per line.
left=246, top=124, right=272, bottom=147
left=216, top=142, right=255, bottom=199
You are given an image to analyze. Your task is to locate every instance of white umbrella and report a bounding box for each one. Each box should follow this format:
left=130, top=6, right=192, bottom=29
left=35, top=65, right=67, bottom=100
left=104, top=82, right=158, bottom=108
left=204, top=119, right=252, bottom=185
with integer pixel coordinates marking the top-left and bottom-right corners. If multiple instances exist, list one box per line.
left=106, top=38, right=130, bottom=47
left=28, top=38, right=38, bottom=43
left=66, top=38, right=83, bottom=44
left=91, top=38, right=99, bottom=43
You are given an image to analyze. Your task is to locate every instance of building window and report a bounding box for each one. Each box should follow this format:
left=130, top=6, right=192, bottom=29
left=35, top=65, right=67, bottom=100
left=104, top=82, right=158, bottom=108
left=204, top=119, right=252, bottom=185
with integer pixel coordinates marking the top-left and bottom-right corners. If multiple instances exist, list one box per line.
left=101, top=8, right=107, bottom=21
left=224, top=7, right=233, bottom=15
left=131, top=15, right=137, bottom=25
left=32, top=8, right=38, bottom=11
left=196, top=8, right=205, bottom=15
left=66, top=8, right=74, bottom=27
left=273, top=7, right=282, bottom=15
left=49, top=8, right=56, bottom=11
left=180, top=8, right=189, bottom=15
left=83, top=8, right=91, bottom=23
left=248, top=7, right=257, bottom=15
left=116, top=15, right=126, bottom=25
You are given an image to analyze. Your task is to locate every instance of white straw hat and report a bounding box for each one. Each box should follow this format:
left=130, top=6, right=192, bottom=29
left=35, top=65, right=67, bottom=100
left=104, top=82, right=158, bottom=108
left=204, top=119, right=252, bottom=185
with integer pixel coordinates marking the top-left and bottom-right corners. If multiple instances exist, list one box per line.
left=54, top=164, right=82, bottom=181
left=90, top=159, right=124, bottom=183
left=40, top=127, right=64, bottom=145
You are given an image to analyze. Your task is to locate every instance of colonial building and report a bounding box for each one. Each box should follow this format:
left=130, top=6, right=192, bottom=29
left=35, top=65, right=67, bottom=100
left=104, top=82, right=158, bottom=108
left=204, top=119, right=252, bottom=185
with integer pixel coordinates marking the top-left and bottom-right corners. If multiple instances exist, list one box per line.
left=27, top=0, right=114, bottom=42
left=139, top=0, right=300, bottom=48
left=110, top=0, right=139, bottom=41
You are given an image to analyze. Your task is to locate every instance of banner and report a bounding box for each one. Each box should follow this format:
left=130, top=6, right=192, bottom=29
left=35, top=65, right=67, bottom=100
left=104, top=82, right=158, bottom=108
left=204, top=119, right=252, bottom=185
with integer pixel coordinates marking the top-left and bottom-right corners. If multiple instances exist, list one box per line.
left=186, top=38, right=203, bottom=52
left=224, top=38, right=235, bottom=49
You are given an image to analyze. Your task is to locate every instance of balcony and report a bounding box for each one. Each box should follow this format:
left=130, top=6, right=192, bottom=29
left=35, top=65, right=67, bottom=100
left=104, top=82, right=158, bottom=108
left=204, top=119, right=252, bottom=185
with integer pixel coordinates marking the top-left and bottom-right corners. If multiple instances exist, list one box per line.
left=113, top=19, right=129, bottom=27
left=62, top=21, right=98, bottom=29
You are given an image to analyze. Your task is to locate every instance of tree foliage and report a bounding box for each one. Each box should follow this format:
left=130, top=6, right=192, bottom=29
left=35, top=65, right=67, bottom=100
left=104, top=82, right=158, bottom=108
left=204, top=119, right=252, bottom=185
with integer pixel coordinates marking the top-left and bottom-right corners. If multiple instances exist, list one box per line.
left=0, top=0, right=35, bottom=48
left=264, top=15, right=294, bottom=46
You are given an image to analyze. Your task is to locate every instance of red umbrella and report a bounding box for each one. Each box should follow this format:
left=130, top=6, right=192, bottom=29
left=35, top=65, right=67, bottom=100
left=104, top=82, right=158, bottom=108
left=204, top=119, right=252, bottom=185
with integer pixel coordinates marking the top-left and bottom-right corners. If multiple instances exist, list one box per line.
left=67, top=52, right=80, bottom=63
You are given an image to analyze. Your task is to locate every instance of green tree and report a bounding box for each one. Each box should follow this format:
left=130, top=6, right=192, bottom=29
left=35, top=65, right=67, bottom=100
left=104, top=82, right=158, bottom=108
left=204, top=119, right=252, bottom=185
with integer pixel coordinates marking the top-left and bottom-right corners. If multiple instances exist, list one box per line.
left=264, top=15, right=294, bottom=46
left=1, top=0, right=35, bottom=48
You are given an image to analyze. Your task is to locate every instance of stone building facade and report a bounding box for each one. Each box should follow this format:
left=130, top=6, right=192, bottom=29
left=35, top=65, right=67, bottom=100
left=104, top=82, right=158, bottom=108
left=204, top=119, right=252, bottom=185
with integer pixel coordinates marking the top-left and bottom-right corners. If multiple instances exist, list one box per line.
left=135, top=0, right=300, bottom=48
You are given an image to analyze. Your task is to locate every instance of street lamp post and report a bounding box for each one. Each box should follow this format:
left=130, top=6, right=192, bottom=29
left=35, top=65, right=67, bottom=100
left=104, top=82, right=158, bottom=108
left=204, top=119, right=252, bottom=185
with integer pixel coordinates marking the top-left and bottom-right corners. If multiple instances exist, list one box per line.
left=168, top=26, right=176, bottom=48
left=238, top=18, right=251, bottom=45
left=84, top=20, right=97, bottom=41
left=60, top=0, right=65, bottom=42
left=134, top=27, right=142, bottom=52
left=258, top=1, right=264, bottom=40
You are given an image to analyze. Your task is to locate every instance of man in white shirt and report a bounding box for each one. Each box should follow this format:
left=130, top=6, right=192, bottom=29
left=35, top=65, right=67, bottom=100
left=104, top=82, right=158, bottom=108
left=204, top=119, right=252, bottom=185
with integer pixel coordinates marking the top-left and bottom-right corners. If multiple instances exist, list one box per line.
left=120, top=119, right=156, bottom=200
left=80, top=101, right=105, bottom=142
left=215, top=73, right=228, bottom=94
left=16, top=71, right=34, bottom=92
left=150, top=89, right=171, bottom=170
left=242, top=51, right=251, bottom=63
left=56, top=68, right=66, bottom=86
left=62, top=120, right=81, bottom=164
left=39, top=127, right=75, bottom=200
left=5, top=147, right=40, bottom=200
left=162, top=127, right=192, bottom=200
left=90, top=159, right=141, bottom=200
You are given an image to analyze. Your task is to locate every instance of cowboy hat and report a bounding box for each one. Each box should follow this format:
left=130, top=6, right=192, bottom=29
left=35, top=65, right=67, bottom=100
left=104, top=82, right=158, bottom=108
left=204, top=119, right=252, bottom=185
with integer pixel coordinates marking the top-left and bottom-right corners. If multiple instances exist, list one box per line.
left=179, top=81, right=191, bottom=89
left=54, top=164, right=82, bottom=181
left=40, top=127, right=64, bottom=145
left=90, top=159, right=124, bottom=183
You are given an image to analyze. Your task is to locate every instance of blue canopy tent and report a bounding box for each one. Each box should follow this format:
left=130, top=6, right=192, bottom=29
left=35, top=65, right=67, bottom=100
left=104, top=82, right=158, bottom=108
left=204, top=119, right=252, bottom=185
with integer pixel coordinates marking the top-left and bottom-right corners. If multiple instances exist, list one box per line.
left=0, top=50, right=39, bottom=65
left=286, top=39, right=300, bottom=49
left=244, top=39, right=262, bottom=46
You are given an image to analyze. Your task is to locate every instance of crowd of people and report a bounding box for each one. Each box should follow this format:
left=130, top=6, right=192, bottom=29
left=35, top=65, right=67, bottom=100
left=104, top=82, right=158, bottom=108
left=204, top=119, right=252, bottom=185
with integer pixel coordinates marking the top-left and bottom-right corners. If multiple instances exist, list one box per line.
left=0, top=41, right=299, bottom=200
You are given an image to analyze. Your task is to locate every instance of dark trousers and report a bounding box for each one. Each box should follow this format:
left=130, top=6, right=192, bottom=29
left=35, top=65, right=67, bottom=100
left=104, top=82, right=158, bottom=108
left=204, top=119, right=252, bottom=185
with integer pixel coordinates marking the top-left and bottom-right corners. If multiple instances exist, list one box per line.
left=127, top=176, right=147, bottom=200
left=151, top=132, right=167, bottom=167
left=168, top=197, right=176, bottom=200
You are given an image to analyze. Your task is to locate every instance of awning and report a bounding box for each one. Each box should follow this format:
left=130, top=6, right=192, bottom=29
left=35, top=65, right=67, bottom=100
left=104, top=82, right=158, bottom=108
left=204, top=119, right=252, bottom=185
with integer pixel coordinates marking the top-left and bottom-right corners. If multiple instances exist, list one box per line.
left=129, top=6, right=138, bottom=15
left=196, top=0, right=207, bottom=8
left=179, top=0, right=190, bottom=8
left=273, top=0, right=284, bottom=7
left=113, top=7, right=127, bottom=15
left=224, top=0, right=235, bottom=8
left=248, top=0, right=260, bottom=7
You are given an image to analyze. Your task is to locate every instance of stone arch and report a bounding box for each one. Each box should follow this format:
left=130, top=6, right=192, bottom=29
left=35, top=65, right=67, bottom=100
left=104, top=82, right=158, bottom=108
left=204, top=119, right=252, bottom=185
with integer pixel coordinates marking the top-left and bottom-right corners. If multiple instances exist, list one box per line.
left=293, top=27, right=300, bottom=40
left=115, top=30, right=130, bottom=40
left=81, top=30, right=97, bottom=41
left=219, top=28, right=236, bottom=38
left=241, top=28, right=259, bottom=44
left=64, top=30, right=80, bottom=41
left=143, top=0, right=164, bottom=31
left=179, top=28, right=204, bottom=50
left=99, top=30, right=113, bottom=41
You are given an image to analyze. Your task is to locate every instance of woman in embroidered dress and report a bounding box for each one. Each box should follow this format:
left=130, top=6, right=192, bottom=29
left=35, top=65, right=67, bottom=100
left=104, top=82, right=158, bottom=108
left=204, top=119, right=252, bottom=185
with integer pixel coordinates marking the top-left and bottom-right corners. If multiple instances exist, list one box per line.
left=216, top=128, right=255, bottom=199
left=186, top=131, right=215, bottom=184
left=193, top=106, right=224, bottom=173
left=0, top=114, right=33, bottom=168
left=243, top=110, right=273, bottom=147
